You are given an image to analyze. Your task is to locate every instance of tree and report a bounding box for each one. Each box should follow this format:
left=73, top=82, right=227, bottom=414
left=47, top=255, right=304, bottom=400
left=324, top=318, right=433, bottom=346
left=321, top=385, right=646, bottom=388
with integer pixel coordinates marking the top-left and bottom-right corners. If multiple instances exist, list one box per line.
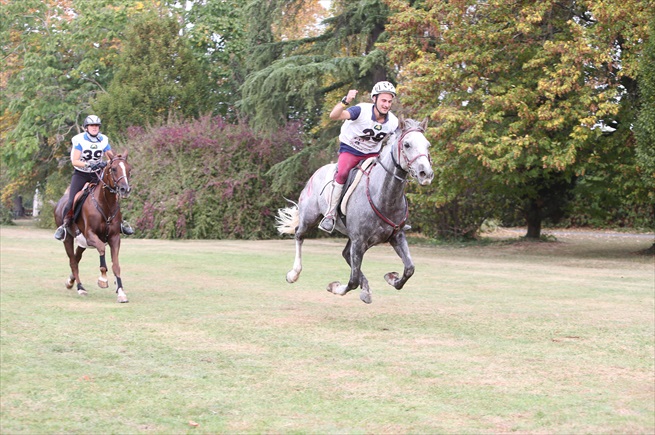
left=179, top=0, right=248, bottom=118
left=634, top=16, right=655, bottom=252
left=93, top=11, right=215, bottom=138
left=0, top=0, right=148, bottom=205
left=239, top=0, right=395, bottom=131
left=382, top=0, right=651, bottom=238
left=236, top=0, right=398, bottom=199
left=635, top=16, right=655, bottom=204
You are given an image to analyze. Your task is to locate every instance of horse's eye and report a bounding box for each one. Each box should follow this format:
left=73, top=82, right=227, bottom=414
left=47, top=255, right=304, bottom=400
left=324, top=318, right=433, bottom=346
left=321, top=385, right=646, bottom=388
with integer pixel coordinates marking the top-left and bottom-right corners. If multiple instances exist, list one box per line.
left=404, top=142, right=411, bottom=148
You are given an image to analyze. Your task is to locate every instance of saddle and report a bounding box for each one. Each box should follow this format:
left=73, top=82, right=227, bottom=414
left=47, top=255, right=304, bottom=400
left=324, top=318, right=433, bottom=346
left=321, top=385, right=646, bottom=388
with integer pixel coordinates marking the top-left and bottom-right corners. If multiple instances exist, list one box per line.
left=71, top=183, right=96, bottom=222
left=339, top=157, right=376, bottom=215
left=320, top=158, right=377, bottom=218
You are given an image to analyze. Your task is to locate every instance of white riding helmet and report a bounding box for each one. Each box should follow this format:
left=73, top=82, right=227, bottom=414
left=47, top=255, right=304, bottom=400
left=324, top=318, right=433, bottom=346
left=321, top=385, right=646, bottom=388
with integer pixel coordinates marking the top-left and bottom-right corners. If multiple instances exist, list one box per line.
left=371, top=81, right=397, bottom=100
left=83, top=115, right=102, bottom=128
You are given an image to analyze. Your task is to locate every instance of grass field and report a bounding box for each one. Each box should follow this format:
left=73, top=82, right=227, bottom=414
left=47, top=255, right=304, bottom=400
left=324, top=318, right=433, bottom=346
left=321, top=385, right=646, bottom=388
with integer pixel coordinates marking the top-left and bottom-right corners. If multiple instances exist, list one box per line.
left=1, top=221, right=653, bottom=434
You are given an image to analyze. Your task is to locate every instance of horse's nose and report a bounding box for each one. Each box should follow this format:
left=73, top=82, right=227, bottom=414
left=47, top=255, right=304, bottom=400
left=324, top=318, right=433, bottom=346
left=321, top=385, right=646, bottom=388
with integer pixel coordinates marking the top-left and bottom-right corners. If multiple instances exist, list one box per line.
left=418, top=164, right=434, bottom=186
left=119, top=185, right=131, bottom=198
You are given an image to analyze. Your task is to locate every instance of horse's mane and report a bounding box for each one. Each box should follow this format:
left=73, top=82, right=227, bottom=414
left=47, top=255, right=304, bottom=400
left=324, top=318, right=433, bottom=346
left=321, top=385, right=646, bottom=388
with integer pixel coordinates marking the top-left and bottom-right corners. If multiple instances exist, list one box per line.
left=382, top=117, right=424, bottom=149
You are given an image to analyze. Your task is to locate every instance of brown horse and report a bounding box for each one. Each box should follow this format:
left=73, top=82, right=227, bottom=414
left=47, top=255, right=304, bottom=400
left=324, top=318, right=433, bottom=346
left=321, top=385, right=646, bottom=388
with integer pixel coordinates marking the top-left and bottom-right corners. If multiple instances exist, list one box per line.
left=54, top=152, right=132, bottom=303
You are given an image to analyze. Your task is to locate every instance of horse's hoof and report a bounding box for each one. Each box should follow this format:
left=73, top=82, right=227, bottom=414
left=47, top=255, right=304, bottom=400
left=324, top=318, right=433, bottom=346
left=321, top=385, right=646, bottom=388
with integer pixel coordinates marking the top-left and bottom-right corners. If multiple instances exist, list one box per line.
left=77, top=289, right=88, bottom=296
left=116, top=288, right=129, bottom=303
left=384, top=272, right=400, bottom=287
left=97, top=277, right=109, bottom=288
left=359, top=290, right=372, bottom=304
left=327, top=281, right=349, bottom=295
left=286, top=270, right=299, bottom=283
left=66, top=280, right=74, bottom=289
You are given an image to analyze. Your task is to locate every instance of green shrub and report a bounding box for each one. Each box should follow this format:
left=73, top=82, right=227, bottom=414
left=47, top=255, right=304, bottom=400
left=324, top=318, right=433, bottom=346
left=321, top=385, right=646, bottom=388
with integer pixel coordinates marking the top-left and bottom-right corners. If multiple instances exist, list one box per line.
left=0, top=202, right=14, bottom=225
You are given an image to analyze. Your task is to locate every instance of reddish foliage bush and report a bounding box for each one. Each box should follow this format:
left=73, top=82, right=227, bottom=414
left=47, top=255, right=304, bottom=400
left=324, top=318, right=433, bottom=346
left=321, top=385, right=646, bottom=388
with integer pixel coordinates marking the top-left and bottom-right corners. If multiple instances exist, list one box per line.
left=124, top=116, right=303, bottom=239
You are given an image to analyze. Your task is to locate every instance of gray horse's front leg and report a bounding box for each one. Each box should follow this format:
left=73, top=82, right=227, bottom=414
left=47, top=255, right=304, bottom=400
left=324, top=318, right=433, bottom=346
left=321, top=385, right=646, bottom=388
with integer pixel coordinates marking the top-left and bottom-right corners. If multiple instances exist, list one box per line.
left=327, top=240, right=372, bottom=303
left=386, top=232, right=415, bottom=290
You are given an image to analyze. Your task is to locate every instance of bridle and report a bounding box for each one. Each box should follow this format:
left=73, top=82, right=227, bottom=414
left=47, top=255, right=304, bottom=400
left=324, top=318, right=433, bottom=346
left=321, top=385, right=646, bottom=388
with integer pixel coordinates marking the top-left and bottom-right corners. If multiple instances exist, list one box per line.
left=97, top=156, right=129, bottom=195
left=391, top=128, right=432, bottom=179
left=91, top=156, right=129, bottom=240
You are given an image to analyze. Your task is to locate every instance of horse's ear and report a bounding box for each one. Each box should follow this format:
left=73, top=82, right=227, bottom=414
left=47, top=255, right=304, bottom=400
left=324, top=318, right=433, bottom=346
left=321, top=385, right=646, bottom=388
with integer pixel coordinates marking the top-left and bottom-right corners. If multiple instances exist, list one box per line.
left=398, top=115, right=406, bottom=130
left=122, top=150, right=128, bottom=158
left=419, top=117, right=429, bottom=131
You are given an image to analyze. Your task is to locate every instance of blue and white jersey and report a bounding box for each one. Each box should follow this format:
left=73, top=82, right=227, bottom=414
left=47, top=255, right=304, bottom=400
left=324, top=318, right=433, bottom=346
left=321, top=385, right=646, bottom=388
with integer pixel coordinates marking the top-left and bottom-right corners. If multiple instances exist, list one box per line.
left=70, top=132, right=112, bottom=173
left=338, top=103, right=398, bottom=155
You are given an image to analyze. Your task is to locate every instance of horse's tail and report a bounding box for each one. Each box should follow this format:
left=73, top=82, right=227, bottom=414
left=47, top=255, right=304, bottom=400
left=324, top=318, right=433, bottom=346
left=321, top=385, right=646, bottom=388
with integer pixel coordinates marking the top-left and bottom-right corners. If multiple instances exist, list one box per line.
left=275, top=201, right=299, bottom=235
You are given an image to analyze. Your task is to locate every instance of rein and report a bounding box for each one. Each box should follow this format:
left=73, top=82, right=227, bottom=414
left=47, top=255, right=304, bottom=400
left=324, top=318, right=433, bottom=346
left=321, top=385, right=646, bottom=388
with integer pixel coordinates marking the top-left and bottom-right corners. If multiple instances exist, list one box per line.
left=97, top=157, right=128, bottom=195
left=364, top=169, right=409, bottom=233
left=359, top=126, right=428, bottom=234
left=362, top=147, right=410, bottom=236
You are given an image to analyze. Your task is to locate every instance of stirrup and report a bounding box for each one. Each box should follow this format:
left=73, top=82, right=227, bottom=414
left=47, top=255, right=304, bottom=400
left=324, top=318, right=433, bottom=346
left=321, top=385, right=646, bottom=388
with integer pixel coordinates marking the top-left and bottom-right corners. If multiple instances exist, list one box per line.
left=318, top=215, right=336, bottom=233
left=120, top=221, right=134, bottom=235
left=54, top=225, right=68, bottom=241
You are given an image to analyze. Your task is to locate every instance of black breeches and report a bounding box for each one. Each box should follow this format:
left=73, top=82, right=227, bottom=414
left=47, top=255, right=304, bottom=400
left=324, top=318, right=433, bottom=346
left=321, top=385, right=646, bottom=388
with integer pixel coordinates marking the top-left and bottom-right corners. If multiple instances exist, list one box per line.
left=63, top=170, right=97, bottom=219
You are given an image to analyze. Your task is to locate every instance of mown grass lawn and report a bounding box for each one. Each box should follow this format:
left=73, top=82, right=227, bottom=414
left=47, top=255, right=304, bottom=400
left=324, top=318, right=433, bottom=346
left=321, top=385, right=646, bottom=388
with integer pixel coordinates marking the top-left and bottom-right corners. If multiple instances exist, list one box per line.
left=1, top=222, right=653, bottom=434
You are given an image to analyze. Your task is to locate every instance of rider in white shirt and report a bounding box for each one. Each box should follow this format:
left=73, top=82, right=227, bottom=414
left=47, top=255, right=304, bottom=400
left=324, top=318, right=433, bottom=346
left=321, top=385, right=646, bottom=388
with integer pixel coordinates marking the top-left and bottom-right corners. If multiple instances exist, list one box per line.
left=319, top=81, right=399, bottom=232
left=54, top=115, right=134, bottom=240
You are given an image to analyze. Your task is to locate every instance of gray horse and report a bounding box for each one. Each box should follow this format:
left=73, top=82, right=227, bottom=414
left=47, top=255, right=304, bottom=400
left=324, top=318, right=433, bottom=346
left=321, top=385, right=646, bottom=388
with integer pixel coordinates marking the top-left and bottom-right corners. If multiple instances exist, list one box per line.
left=276, top=117, right=434, bottom=303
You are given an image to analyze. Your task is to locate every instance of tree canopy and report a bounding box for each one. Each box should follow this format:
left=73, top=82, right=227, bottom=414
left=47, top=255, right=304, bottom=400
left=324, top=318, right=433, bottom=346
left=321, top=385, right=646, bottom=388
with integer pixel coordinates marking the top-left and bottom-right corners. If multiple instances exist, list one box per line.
left=94, top=11, right=215, bottom=138
left=382, top=0, right=652, bottom=237
left=1, top=0, right=652, bottom=240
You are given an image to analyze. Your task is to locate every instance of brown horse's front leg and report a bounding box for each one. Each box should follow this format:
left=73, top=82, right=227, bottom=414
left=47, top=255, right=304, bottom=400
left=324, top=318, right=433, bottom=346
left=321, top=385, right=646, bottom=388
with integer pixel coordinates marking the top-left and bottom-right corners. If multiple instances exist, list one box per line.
left=86, top=231, right=109, bottom=289
left=64, top=238, right=87, bottom=295
left=108, top=234, right=128, bottom=303
left=97, top=254, right=109, bottom=288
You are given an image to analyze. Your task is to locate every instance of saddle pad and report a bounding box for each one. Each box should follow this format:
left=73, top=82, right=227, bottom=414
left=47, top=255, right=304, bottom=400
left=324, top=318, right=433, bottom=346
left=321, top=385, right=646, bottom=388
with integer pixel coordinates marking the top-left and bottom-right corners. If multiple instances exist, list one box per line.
left=339, top=157, right=376, bottom=216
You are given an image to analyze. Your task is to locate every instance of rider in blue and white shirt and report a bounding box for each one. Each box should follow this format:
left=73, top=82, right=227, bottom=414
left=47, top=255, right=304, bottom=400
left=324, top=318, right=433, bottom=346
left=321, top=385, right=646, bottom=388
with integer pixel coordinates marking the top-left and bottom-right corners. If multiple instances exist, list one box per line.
left=54, top=115, right=134, bottom=240
left=70, top=121, right=112, bottom=173
left=319, top=81, right=399, bottom=233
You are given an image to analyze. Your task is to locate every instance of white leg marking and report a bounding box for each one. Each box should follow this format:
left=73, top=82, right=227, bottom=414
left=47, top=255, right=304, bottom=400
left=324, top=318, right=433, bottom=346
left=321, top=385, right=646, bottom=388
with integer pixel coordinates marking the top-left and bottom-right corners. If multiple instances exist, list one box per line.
left=287, top=240, right=302, bottom=283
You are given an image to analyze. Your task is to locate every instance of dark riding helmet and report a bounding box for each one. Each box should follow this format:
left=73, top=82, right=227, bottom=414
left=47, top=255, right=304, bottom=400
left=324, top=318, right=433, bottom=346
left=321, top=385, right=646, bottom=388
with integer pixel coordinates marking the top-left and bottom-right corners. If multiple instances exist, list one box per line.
left=83, top=115, right=102, bottom=128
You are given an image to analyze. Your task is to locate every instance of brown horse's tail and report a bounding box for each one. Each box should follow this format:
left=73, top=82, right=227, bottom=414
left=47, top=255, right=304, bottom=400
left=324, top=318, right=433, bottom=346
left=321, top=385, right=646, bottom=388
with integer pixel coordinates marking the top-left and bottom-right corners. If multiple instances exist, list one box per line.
left=275, top=202, right=298, bottom=235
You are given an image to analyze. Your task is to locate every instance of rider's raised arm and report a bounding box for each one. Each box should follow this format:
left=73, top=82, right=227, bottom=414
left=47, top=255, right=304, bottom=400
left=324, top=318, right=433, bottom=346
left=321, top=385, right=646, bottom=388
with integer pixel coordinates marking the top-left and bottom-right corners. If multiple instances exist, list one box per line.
left=329, top=101, right=352, bottom=121
left=329, top=89, right=358, bottom=121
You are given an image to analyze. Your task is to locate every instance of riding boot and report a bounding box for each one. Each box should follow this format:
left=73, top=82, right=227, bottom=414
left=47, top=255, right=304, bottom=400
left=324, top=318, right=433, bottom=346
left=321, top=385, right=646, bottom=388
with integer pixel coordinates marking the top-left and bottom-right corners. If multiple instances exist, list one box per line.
left=318, top=182, right=344, bottom=233
left=54, top=211, right=72, bottom=241
left=55, top=208, right=73, bottom=241
left=120, top=220, right=134, bottom=235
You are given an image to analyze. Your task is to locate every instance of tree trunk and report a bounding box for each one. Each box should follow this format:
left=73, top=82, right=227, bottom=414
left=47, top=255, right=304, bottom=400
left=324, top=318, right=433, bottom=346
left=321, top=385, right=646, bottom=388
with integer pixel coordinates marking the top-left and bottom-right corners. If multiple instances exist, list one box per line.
left=13, top=195, right=25, bottom=218
left=524, top=199, right=542, bottom=239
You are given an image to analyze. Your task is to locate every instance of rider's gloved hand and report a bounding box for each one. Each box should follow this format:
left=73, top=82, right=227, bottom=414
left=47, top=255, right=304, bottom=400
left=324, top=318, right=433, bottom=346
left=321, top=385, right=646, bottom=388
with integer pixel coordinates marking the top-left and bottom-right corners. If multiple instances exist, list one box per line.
left=90, top=161, right=107, bottom=172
